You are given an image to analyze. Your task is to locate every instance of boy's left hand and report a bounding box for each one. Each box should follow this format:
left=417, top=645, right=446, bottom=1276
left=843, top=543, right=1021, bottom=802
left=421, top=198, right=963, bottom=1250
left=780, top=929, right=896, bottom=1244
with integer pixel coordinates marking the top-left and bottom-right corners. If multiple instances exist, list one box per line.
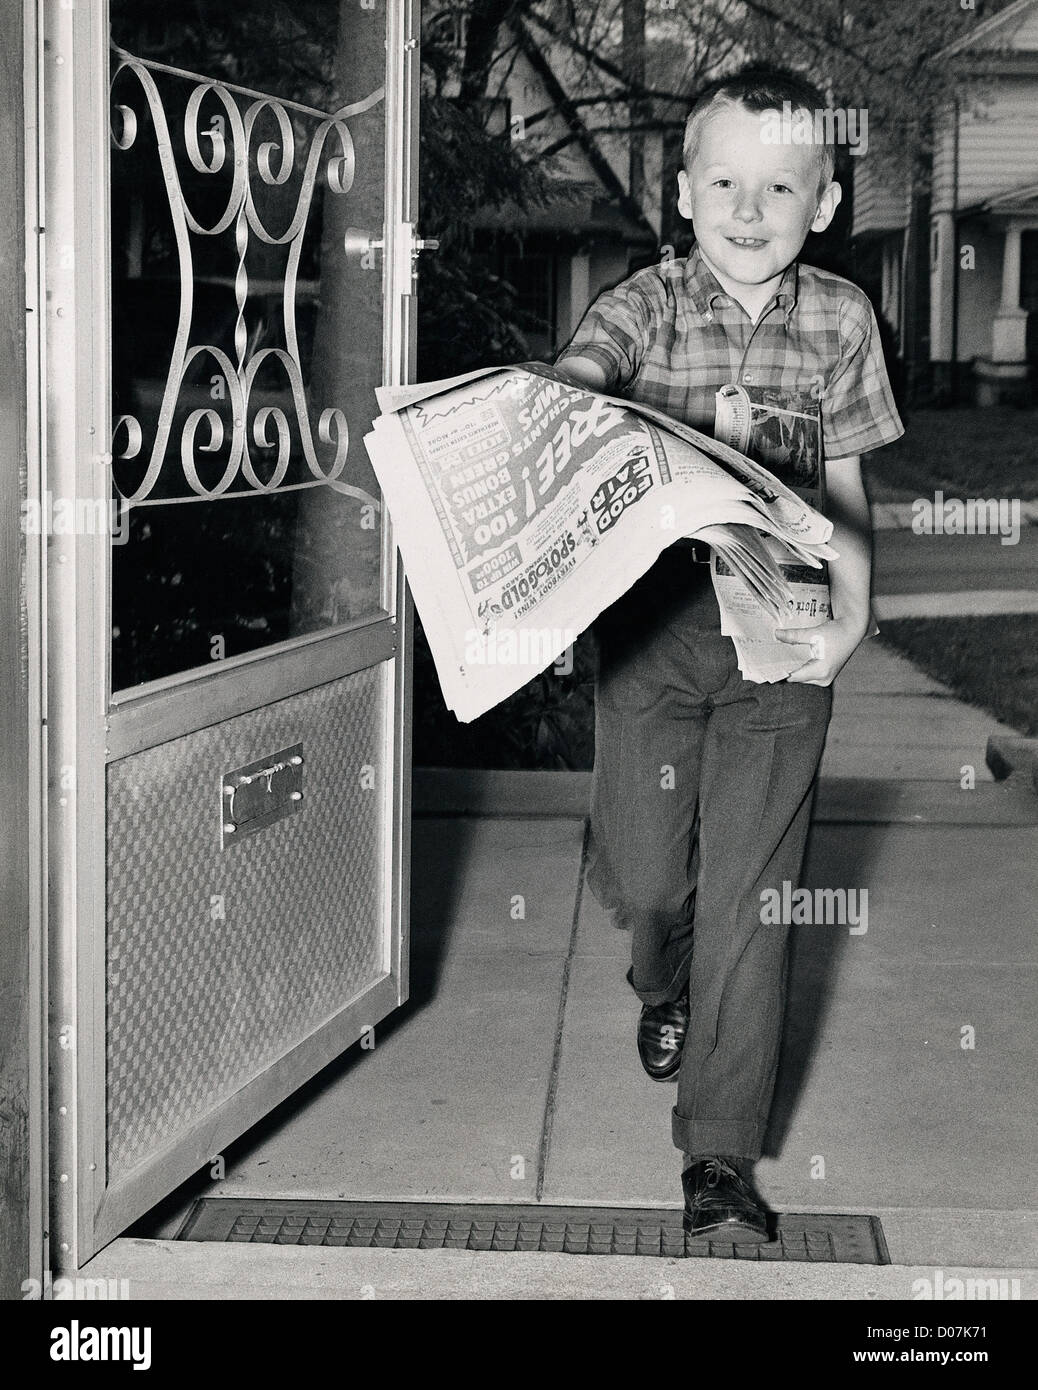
left=774, top=616, right=869, bottom=687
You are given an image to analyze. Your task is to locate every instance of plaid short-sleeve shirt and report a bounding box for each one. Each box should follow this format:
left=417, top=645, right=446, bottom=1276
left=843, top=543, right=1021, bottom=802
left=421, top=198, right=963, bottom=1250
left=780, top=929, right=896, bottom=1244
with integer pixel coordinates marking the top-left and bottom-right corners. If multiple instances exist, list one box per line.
left=555, top=246, right=904, bottom=460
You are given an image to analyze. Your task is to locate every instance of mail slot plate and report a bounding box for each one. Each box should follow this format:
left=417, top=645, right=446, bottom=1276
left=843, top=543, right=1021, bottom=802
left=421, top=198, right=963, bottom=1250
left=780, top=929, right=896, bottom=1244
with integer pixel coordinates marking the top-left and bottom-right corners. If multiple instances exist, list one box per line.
left=220, top=742, right=304, bottom=848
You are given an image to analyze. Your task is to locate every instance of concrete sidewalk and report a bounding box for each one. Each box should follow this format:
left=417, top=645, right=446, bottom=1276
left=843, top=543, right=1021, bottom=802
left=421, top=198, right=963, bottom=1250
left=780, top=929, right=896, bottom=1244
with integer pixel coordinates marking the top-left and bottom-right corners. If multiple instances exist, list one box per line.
left=874, top=591, right=1038, bottom=616
left=871, top=500, right=1038, bottom=530
left=820, top=640, right=1016, bottom=781
left=89, top=641, right=1037, bottom=1298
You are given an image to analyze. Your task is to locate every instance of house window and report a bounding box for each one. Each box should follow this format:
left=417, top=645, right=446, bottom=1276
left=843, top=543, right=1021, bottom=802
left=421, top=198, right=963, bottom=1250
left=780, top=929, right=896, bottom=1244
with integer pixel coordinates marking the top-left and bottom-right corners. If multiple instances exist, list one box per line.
left=502, top=250, right=557, bottom=358
left=476, top=96, right=511, bottom=137
left=1021, top=230, right=1038, bottom=362
left=1020, top=230, right=1038, bottom=310
left=426, top=6, right=468, bottom=53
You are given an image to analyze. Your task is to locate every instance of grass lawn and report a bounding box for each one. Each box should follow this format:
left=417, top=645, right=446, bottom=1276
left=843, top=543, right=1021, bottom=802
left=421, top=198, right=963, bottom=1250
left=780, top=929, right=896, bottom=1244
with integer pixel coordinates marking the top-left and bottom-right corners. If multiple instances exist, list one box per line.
left=864, top=407, right=1038, bottom=504
left=879, top=616, right=1038, bottom=737
left=414, top=616, right=1038, bottom=767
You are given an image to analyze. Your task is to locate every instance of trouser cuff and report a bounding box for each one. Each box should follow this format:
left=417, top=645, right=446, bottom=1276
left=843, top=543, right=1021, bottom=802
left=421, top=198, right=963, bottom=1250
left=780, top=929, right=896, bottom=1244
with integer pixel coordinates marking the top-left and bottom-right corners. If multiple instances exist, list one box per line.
left=626, top=960, right=691, bottom=1008
left=671, top=1108, right=764, bottom=1160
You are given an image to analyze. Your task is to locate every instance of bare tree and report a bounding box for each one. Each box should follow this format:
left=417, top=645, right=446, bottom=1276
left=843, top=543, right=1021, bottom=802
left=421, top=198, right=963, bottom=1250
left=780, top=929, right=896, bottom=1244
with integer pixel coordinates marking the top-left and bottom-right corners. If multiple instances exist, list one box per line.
left=466, top=0, right=1010, bottom=186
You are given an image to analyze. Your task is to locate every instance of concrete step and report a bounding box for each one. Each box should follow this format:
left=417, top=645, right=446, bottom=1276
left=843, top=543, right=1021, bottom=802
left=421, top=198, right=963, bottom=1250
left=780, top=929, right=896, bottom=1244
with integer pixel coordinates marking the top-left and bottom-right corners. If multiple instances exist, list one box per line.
left=77, top=1235, right=1036, bottom=1300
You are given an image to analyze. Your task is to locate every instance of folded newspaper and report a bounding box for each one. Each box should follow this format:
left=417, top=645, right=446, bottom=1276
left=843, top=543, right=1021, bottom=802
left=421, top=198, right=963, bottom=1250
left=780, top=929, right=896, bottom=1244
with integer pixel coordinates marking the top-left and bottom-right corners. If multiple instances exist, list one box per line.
left=364, top=363, right=842, bottom=722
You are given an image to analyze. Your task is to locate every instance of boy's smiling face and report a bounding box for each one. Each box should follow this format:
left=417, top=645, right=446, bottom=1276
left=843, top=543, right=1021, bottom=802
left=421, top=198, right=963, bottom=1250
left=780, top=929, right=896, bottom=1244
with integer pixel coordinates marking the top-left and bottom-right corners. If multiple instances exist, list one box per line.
left=677, top=100, right=841, bottom=309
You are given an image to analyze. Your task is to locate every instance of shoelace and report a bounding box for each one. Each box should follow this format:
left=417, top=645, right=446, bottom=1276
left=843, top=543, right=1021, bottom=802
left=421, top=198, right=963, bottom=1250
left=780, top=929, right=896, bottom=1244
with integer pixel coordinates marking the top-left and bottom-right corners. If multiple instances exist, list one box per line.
left=702, top=1157, right=742, bottom=1187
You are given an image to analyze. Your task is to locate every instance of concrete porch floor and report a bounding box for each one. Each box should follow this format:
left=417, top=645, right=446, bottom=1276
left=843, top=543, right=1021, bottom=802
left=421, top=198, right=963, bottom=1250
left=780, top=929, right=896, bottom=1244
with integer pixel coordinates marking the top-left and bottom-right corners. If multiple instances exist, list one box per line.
left=87, top=643, right=1038, bottom=1297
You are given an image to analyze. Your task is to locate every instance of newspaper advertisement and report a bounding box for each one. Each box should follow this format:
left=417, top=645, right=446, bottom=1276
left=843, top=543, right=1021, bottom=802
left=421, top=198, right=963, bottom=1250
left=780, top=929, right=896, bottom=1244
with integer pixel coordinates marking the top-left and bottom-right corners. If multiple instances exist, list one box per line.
left=364, top=363, right=838, bottom=721
left=713, top=382, right=877, bottom=680
left=714, top=383, right=826, bottom=509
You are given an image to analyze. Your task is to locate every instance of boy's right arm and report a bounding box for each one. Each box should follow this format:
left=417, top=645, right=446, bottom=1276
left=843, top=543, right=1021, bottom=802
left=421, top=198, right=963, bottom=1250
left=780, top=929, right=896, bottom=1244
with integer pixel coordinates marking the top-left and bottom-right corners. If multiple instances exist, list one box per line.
left=554, top=271, right=653, bottom=392
left=552, top=355, right=609, bottom=391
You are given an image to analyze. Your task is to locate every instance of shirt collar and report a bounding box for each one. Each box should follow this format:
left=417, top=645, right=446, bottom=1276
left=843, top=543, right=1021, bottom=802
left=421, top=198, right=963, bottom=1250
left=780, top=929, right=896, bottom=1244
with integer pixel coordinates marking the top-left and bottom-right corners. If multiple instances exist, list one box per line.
left=685, top=245, right=799, bottom=323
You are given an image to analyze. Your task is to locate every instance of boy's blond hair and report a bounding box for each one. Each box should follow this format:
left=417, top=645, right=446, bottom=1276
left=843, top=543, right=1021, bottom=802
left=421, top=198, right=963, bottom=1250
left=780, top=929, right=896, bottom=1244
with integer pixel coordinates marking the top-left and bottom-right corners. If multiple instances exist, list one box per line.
left=683, top=64, right=837, bottom=195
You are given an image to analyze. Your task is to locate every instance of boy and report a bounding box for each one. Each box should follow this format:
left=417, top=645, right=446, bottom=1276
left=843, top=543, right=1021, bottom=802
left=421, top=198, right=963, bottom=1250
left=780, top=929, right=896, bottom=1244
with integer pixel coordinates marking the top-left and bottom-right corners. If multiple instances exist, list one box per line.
left=554, top=65, right=903, bottom=1241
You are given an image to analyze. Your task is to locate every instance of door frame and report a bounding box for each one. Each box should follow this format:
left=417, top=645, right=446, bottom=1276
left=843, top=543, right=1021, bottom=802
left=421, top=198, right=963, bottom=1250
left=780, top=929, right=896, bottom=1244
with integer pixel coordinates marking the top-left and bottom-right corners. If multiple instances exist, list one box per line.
left=0, top=0, right=47, bottom=1301
left=38, top=0, right=418, bottom=1267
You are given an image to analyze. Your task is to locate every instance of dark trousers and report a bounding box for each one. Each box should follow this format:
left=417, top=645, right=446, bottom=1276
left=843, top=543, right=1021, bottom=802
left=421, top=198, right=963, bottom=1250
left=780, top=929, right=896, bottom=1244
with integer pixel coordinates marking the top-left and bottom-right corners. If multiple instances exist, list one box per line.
left=587, top=546, right=832, bottom=1159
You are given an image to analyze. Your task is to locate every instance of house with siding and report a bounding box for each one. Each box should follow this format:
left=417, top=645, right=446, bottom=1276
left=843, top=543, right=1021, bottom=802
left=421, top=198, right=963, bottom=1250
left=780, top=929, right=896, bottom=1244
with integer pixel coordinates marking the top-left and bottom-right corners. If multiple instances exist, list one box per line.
left=460, top=7, right=674, bottom=361
left=853, top=0, right=1038, bottom=403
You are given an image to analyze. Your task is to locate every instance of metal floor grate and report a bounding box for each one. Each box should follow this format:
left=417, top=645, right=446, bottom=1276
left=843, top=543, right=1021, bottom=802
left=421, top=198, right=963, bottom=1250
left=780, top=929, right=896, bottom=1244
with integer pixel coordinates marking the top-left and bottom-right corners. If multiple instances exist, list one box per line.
left=176, top=1200, right=888, bottom=1264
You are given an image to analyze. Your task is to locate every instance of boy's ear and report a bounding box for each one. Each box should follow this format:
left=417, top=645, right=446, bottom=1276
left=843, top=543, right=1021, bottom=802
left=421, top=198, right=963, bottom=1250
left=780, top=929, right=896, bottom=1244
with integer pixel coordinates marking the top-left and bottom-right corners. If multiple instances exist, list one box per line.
left=811, top=180, right=842, bottom=233
left=676, top=169, right=693, bottom=221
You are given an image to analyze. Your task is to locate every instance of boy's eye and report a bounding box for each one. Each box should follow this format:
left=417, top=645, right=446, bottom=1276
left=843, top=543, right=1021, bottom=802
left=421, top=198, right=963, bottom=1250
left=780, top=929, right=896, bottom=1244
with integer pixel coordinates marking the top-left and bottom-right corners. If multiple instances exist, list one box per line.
left=712, top=178, right=734, bottom=188
left=770, top=184, right=793, bottom=194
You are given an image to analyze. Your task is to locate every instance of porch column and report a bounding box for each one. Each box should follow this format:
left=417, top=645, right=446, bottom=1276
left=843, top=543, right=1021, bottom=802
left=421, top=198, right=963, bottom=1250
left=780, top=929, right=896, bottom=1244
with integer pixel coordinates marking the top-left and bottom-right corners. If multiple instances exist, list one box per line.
left=929, top=210, right=955, bottom=365
left=991, top=221, right=1028, bottom=363
left=929, top=211, right=956, bottom=397
left=567, top=251, right=590, bottom=342
left=975, top=219, right=1031, bottom=403
left=885, top=239, right=902, bottom=347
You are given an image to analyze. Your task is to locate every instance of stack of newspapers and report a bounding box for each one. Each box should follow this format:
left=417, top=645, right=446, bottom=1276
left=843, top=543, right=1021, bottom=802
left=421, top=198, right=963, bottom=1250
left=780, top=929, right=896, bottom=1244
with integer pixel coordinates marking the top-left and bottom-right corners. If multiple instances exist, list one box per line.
left=364, top=363, right=840, bottom=721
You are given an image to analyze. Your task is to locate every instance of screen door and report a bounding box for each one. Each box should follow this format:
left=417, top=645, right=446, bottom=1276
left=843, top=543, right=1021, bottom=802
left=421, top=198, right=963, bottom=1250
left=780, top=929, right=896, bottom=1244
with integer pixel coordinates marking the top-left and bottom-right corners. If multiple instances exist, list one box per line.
left=41, top=0, right=419, bottom=1265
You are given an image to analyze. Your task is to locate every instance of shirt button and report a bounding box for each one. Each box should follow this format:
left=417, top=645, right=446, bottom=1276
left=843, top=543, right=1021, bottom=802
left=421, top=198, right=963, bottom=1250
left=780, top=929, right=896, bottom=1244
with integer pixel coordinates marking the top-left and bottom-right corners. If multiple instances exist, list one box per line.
left=743, top=372, right=754, bottom=383
left=704, top=312, right=713, bottom=322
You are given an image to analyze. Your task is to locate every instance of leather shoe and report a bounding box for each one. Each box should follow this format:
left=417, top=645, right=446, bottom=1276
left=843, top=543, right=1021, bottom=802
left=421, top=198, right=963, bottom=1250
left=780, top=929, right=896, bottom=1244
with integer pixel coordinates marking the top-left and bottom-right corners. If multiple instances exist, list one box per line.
left=636, top=996, right=689, bottom=1081
left=682, top=1157, right=770, bottom=1242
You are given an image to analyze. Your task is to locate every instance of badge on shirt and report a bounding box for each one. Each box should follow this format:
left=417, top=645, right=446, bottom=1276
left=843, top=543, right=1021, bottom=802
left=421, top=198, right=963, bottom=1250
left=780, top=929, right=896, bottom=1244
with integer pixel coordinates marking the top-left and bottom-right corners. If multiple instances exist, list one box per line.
left=714, top=384, right=825, bottom=512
